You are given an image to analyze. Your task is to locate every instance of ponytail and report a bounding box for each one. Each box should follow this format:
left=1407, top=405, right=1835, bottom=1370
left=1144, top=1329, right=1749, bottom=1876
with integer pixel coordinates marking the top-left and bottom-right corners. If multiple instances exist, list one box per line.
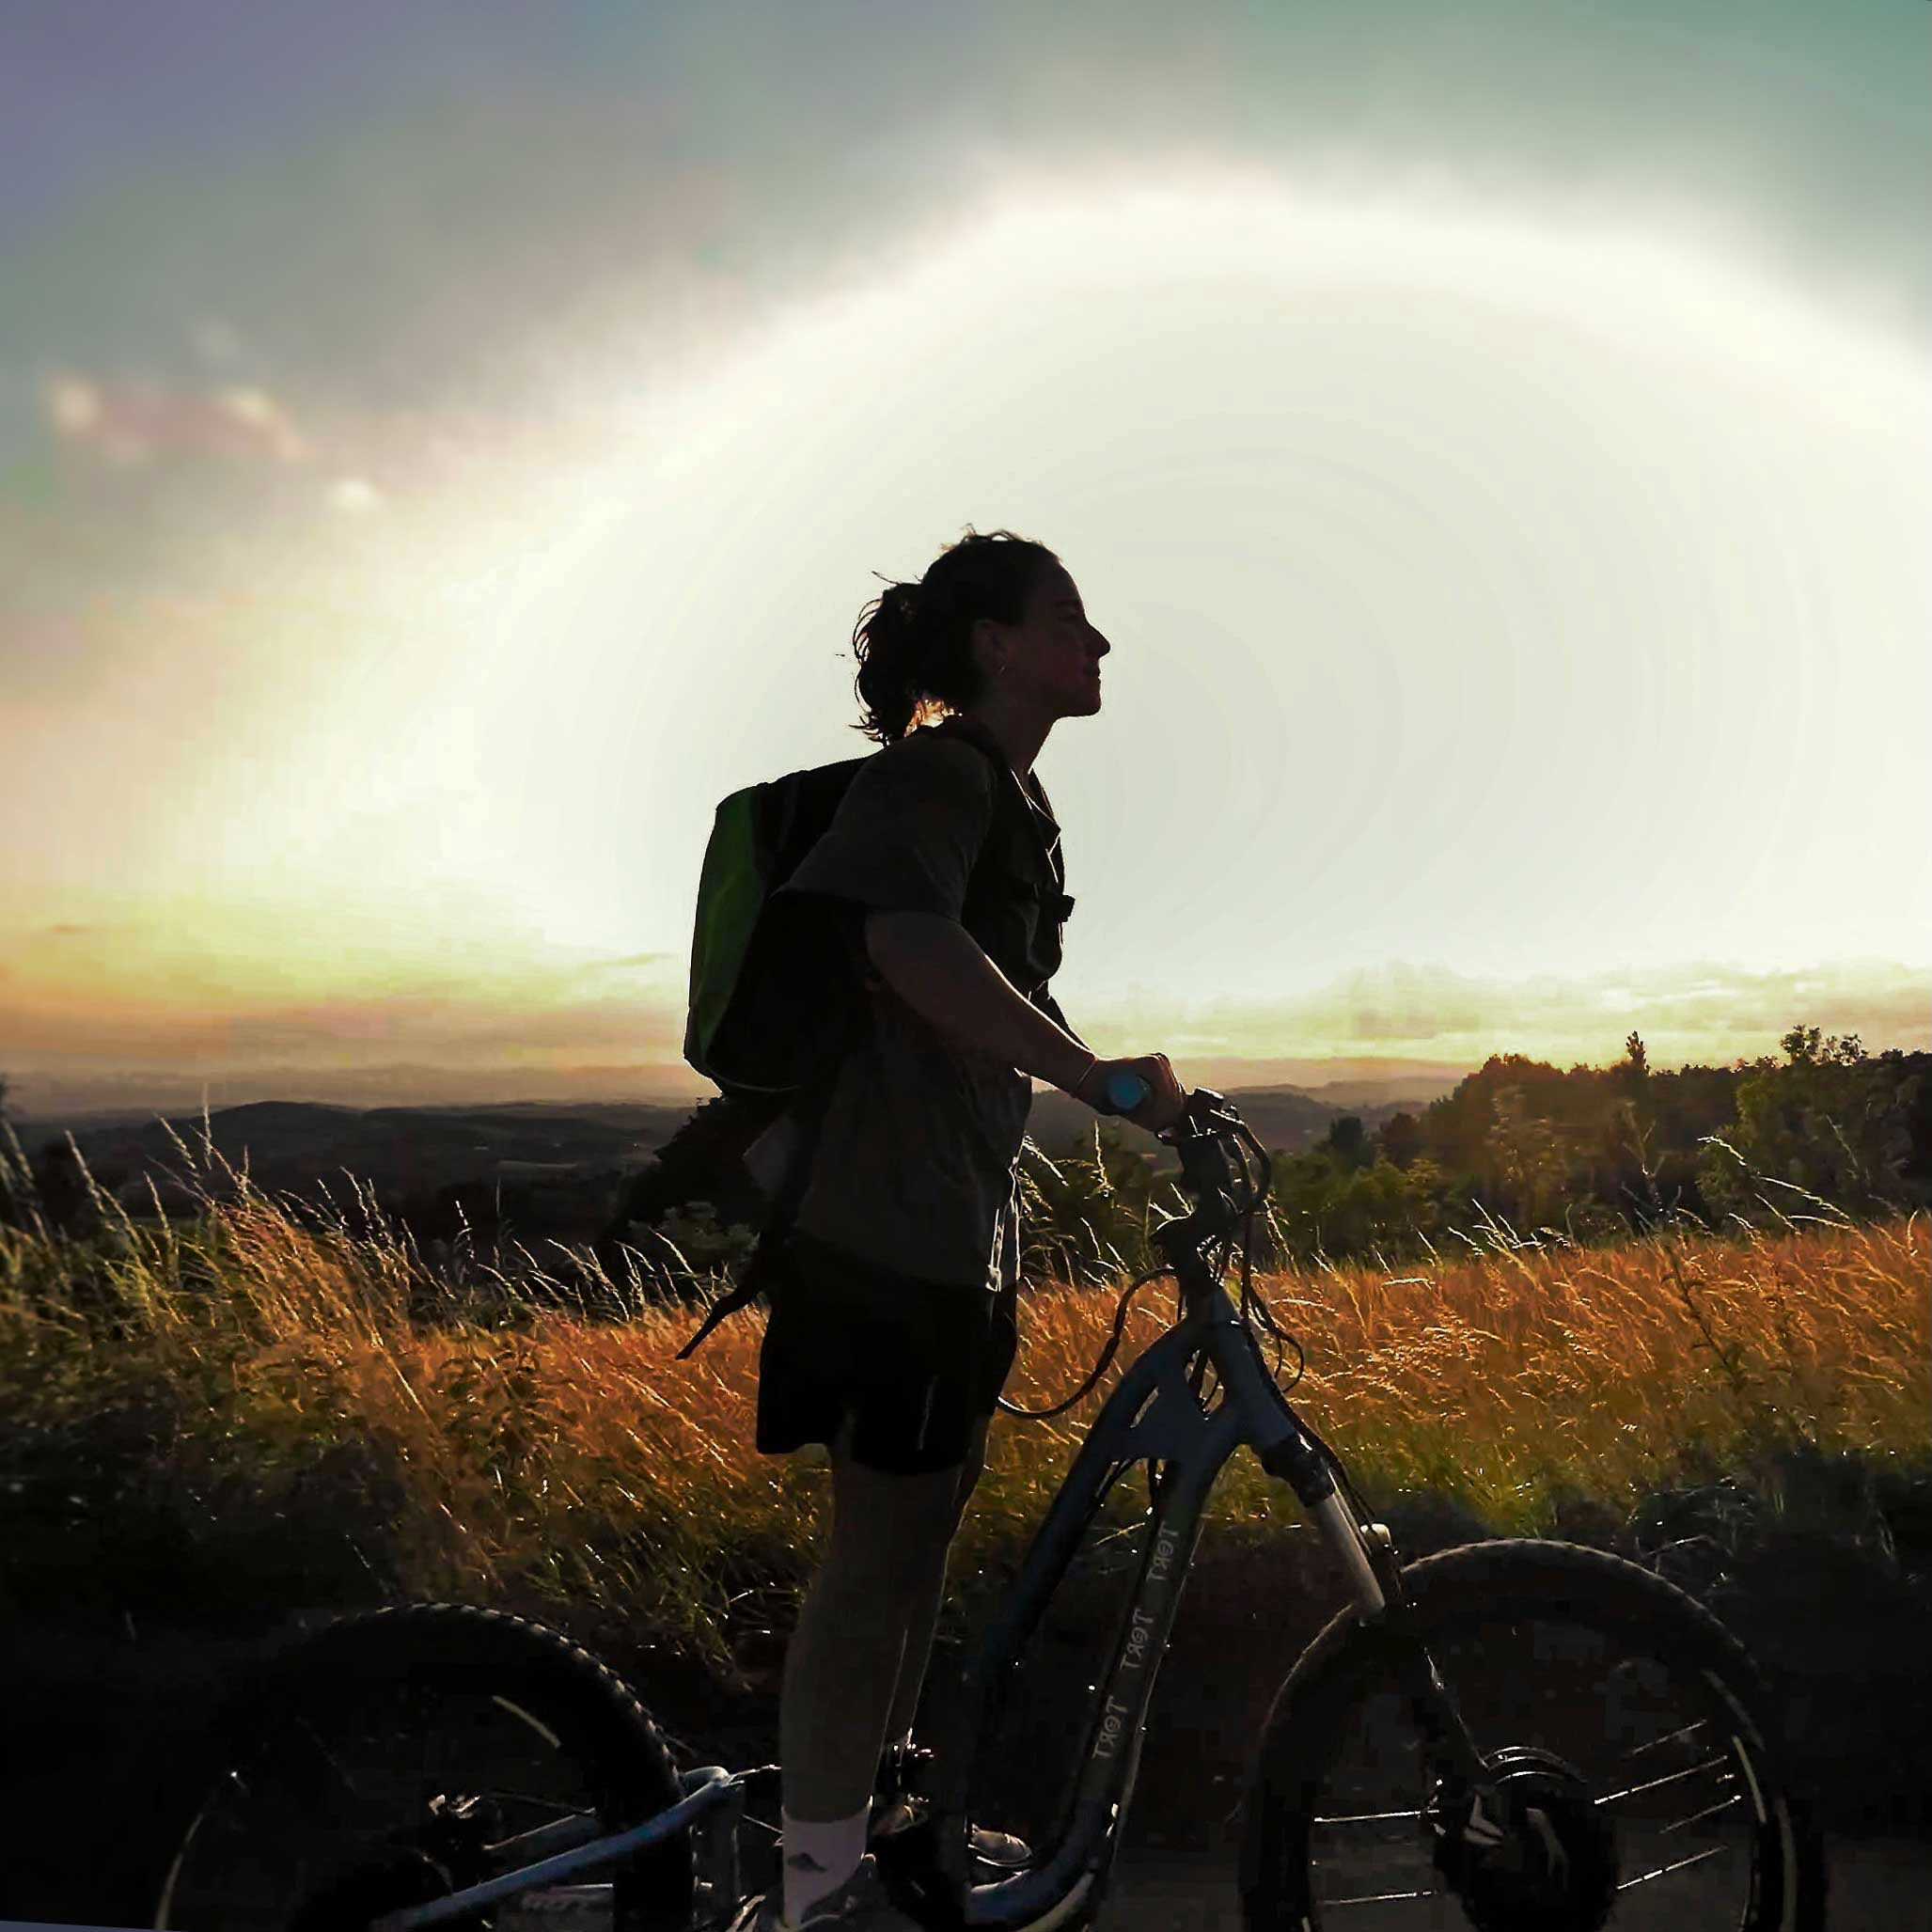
left=850, top=526, right=1059, bottom=745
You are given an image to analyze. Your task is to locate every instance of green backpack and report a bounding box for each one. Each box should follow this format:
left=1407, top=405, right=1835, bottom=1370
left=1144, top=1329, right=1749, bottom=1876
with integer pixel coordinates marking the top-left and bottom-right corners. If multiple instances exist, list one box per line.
left=682, top=750, right=872, bottom=1102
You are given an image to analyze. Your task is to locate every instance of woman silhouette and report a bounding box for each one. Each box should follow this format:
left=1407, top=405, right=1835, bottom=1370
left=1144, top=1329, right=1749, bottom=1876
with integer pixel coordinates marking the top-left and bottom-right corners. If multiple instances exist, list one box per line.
left=730, top=528, right=1186, bottom=1930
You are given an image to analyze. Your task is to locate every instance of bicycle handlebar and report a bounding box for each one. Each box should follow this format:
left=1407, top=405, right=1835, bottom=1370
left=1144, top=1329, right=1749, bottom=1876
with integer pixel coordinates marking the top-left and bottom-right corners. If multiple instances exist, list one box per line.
left=1094, top=1069, right=1152, bottom=1114
left=1092, top=1075, right=1246, bottom=1152
left=1087, top=1078, right=1261, bottom=1202
left=1133, top=1087, right=1282, bottom=1301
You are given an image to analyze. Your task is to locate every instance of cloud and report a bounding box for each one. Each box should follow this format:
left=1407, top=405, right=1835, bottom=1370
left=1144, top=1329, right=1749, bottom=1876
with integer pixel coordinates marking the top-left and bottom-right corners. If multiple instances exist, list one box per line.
left=325, top=476, right=384, bottom=514
left=42, top=372, right=310, bottom=466
left=1090, top=959, right=1932, bottom=1071
left=0, top=902, right=692, bottom=1071
left=188, top=317, right=246, bottom=368
left=4, top=939, right=1924, bottom=1119
left=1, top=981, right=691, bottom=1069
left=575, top=952, right=672, bottom=973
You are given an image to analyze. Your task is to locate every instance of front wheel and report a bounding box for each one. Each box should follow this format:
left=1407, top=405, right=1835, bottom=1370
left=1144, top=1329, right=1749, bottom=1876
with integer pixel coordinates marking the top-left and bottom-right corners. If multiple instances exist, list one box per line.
left=1240, top=1539, right=1825, bottom=1931
left=152, top=1602, right=693, bottom=1931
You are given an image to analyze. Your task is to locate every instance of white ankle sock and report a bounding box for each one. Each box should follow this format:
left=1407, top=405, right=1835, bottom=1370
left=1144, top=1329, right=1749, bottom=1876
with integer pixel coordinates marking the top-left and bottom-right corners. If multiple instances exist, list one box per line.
left=779, top=1803, right=872, bottom=1925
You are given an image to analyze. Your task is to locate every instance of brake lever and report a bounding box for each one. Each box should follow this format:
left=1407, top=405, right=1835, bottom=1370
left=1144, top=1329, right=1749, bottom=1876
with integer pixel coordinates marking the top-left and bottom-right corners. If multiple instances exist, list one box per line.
left=1156, top=1089, right=1231, bottom=1152
left=1175, top=1085, right=1233, bottom=1129
left=1155, top=1089, right=1267, bottom=1250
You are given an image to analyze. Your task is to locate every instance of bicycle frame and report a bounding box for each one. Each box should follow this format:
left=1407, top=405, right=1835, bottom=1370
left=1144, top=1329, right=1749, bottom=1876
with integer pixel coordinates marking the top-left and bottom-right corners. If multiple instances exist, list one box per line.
left=369, top=1206, right=1493, bottom=1932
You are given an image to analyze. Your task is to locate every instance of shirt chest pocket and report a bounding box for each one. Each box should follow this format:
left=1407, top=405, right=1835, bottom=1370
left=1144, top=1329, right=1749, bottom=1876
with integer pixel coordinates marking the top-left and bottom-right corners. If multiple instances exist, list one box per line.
left=964, top=824, right=1070, bottom=990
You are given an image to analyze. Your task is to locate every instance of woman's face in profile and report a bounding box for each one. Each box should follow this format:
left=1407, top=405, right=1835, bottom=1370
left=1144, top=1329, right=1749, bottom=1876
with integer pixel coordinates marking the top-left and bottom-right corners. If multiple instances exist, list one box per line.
left=1007, top=564, right=1111, bottom=720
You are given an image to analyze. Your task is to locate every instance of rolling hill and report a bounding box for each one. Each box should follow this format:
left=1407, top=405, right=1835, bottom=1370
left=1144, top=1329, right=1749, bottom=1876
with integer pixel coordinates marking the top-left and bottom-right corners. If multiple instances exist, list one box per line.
left=14, top=1076, right=1448, bottom=1227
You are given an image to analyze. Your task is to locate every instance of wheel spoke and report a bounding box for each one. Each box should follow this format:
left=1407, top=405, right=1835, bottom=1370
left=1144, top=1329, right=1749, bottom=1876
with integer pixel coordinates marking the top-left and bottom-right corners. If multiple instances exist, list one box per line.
left=1594, top=1754, right=1735, bottom=1805
left=491, top=1694, right=563, bottom=1749
left=1622, top=1716, right=1713, bottom=1760
left=256, top=1711, right=378, bottom=1814
left=1617, top=1841, right=1730, bottom=1888
left=1662, top=1792, right=1747, bottom=1834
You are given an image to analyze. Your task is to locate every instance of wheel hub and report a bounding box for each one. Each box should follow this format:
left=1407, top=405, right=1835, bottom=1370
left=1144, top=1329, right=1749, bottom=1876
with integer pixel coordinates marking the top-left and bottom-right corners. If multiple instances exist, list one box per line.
left=1431, top=1748, right=1621, bottom=1932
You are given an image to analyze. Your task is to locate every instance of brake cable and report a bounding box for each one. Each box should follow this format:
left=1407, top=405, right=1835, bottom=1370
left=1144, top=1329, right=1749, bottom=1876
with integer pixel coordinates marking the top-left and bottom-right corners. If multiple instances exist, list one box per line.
left=1000, top=1103, right=1306, bottom=1420
left=1213, top=1116, right=1379, bottom=1525
left=995, top=1256, right=1175, bottom=1420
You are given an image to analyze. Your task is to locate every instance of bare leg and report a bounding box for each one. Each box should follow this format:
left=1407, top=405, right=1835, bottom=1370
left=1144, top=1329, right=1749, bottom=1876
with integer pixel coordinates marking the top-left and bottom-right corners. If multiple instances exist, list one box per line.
left=779, top=1413, right=966, bottom=1822
left=880, top=1411, right=990, bottom=1745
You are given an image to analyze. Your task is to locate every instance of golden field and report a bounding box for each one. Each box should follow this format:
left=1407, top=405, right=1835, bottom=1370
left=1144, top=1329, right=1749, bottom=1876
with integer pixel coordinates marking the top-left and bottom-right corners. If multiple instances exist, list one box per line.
left=2, top=1119, right=1924, bottom=1667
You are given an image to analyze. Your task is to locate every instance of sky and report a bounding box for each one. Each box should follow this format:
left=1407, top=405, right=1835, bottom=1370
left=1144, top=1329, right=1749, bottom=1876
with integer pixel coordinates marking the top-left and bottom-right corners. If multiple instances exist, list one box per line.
left=2, top=0, right=1928, bottom=1116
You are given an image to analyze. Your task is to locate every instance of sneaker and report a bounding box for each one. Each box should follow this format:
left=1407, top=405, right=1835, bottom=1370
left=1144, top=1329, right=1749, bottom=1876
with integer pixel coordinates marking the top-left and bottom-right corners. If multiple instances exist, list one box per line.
left=725, top=1852, right=926, bottom=1929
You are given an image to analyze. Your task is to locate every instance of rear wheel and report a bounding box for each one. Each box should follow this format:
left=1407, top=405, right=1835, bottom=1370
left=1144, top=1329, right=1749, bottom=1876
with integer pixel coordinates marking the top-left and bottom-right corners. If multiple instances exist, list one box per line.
left=152, top=1603, right=693, bottom=1931
left=1240, top=1539, right=1825, bottom=1930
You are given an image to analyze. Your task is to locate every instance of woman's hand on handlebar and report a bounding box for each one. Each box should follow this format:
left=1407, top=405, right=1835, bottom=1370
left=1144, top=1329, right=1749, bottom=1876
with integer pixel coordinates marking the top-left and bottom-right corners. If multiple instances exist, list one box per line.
left=1074, top=1052, right=1187, bottom=1133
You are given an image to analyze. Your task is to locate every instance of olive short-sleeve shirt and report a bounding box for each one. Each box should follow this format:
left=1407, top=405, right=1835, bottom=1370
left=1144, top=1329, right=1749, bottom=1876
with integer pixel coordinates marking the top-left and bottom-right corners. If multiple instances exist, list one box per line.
left=749, top=723, right=1069, bottom=1296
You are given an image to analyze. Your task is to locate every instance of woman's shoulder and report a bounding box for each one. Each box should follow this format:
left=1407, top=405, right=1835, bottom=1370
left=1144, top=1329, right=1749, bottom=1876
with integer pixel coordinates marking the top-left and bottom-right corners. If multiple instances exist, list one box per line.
left=865, top=722, right=1001, bottom=797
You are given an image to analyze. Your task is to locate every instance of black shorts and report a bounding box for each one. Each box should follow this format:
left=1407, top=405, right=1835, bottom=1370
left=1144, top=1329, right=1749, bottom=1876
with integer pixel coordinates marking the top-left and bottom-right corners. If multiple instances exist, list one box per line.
left=754, top=1229, right=1019, bottom=1476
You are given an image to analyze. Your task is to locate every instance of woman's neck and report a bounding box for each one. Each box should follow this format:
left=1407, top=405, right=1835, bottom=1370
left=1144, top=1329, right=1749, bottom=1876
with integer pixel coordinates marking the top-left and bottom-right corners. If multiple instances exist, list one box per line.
left=958, top=694, right=1052, bottom=777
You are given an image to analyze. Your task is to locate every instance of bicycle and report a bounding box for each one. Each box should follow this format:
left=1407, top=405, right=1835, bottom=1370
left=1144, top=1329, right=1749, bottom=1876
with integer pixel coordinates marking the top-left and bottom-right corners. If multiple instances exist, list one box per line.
left=151, top=1087, right=1826, bottom=1930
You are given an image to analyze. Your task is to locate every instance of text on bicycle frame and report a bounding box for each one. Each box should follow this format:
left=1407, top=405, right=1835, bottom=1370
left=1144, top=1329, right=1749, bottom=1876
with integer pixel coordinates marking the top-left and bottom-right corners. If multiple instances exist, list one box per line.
left=1092, top=1526, right=1181, bottom=1761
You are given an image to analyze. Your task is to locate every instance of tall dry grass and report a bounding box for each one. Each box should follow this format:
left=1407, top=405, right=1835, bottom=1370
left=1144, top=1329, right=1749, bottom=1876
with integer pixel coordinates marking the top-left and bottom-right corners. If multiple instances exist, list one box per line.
left=1, top=1113, right=1924, bottom=1670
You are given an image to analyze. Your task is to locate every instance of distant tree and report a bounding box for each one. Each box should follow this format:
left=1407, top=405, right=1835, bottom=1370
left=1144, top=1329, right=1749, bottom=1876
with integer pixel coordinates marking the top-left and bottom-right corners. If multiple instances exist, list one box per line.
left=1484, top=1083, right=1578, bottom=1227
left=34, top=1137, right=99, bottom=1236
left=1639, top=1060, right=1740, bottom=1215
left=1323, top=1114, right=1373, bottom=1171
left=1779, top=1024, right=1864, bottom=1070
left=1622, top=1031, right=1649, bottom=1085
left=1422, top=1053, right=1568, bottom=1176
left=0, top=1071, right=18, bottom=1228
left=1701, top=1024, right=1917, bottom=1220
left=1378, top=1109, right=1424, bottom=1170
left=1267, top=1150, right=1440, bottom=1265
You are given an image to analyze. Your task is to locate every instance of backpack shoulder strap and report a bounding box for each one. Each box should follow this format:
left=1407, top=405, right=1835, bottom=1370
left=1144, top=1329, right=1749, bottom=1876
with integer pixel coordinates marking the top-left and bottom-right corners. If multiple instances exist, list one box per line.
left=673, top=1027, right=854, bottom=1359
left=928, top=715, right=1075, bottom=923
left=673, top=1267, right=760, bottom=1359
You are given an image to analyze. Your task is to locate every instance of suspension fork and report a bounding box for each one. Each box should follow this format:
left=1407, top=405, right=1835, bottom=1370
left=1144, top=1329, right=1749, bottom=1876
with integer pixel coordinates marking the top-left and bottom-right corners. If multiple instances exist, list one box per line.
left=1379, top=1608, right=1493, bottom=1808
left=1261, top=1434, right=1491, bottom=1806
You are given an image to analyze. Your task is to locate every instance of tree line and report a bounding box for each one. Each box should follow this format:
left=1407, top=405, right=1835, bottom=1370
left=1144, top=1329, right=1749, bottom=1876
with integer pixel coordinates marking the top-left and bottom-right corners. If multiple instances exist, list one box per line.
left=5, top=1026, right=1926, bottom=1303
left=629, top=1026, right=1932, bottom=1296
left=1021, top=1028, right=1931, bottom=1283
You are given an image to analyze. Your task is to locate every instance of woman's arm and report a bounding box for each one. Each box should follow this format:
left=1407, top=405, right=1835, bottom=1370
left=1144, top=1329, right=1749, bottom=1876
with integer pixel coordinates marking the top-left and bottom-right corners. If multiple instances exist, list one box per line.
left=867, top=910, right=1188, bottom=1128
left=866, top=911, right=1092, bottom=1092
left=1037, top=989, right=1088, bottom=1051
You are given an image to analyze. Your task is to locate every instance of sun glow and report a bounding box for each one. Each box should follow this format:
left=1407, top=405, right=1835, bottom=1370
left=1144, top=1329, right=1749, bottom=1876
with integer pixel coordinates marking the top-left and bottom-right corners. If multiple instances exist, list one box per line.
left=457, top=170, right=1927, bottom=981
